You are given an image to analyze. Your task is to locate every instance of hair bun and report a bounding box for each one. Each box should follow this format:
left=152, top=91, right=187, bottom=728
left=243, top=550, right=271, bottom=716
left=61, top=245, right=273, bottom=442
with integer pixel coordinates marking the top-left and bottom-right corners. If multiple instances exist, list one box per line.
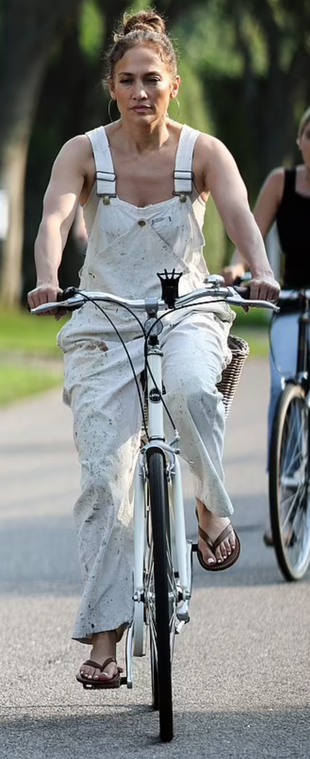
left=122, top=10, right=166, bottom=37
left=107, top=9, right=177, bottom=81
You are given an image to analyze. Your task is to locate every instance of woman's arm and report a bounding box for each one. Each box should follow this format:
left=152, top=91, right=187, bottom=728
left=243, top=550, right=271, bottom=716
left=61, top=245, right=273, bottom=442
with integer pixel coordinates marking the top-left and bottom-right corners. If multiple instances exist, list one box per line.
left=28, top=135, right=91, bottom=310
left=199, top=134, right=281, bottom=300
left=221, top=167, right=284, bottom=285
left=221, top=250, right=249, bottom=286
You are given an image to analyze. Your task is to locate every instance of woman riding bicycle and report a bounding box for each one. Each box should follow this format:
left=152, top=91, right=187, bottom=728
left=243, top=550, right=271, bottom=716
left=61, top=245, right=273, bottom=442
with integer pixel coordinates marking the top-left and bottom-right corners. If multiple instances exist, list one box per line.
left=222, top=106, right=310, bottom=544
left=27, top=9, right=279, bottom=688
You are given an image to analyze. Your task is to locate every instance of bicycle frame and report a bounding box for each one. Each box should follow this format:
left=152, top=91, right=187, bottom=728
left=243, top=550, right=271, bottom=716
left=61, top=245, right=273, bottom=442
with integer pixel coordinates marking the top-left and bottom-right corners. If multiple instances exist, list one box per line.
left=126, top=325, right=191, bottom=686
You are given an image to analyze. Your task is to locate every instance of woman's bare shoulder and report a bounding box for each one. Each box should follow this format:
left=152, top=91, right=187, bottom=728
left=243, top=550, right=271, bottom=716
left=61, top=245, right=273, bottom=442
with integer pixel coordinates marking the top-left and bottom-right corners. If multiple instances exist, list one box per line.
left=57, top=134, right=93, bottom=163
left=193, top=132, right=240, bottom=172
left=195, top=131, right=235, bottom=152
left=192, top=132, right=244, bottom=196
left=259, top=167, right=285, bottom=200
left=265, top=166, right=285, bottom=183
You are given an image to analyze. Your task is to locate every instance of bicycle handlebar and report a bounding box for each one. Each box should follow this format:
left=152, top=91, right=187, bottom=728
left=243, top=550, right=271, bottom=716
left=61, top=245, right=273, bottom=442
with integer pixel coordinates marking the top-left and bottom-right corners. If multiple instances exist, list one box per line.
left=231, top=274, right=310, bottom=305
left=30, top=282, right=279, bottom=316
left=278, top=288, right=310, bottom=301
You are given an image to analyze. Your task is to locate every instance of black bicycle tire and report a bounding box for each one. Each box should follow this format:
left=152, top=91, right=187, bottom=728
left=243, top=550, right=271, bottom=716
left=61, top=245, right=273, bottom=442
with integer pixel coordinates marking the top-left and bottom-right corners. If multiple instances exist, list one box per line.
left=147, top=448, right=173, bottom=742
left=150, top=634, right=159, bottom=711
left=269, top=382, right=310, bottom=580
left=147, top=494, right=159, bottom=711
left=146, top=501, right=159, bottom=710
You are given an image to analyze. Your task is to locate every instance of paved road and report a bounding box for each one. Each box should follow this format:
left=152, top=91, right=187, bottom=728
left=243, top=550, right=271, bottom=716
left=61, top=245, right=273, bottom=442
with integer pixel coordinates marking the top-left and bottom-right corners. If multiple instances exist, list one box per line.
left=0, top=359, right=309, bottom=758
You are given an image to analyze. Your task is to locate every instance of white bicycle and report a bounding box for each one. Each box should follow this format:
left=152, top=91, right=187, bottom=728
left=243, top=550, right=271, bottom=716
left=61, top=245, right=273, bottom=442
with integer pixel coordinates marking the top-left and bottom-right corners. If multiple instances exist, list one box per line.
left=32, top=272, right=278, bottom=743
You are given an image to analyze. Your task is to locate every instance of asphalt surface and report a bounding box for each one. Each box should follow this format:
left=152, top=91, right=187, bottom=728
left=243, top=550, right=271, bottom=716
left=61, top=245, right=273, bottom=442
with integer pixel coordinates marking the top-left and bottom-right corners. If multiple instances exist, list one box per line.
left=0, top=358, right=309, bottom=758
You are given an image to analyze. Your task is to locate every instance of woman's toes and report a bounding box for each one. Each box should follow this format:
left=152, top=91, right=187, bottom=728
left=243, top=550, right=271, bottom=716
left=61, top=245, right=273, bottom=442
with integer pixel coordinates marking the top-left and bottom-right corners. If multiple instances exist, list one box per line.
left=86, top=668, right=96, bottom=679
left=200, top=542, right=216, bottom=566
left=214, top=545, right=221, bottom=562
left=224, top=536, right=232, bottom=556
left=206, top=553, right=216, bottom=567
left=80, top=664, right=99, bottom=680
left=99, top=663, right=117, bottom=681
left=215, top=536, right=235, bottom=563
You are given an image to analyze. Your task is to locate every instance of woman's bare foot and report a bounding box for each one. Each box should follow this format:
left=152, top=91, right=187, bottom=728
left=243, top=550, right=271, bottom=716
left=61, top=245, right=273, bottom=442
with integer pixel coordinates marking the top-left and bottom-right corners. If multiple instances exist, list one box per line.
left=196, top=499, right=237, bottom=566
left=79, top=631, right=118, bottom=682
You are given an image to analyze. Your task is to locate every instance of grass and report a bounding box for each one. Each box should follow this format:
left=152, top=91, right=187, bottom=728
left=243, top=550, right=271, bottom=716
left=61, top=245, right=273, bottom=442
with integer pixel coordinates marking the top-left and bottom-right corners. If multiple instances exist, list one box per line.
left=233, top=329, right=269, bottom=357
left=0, top=305, right=269, bottom=407
left=0, top=307, right=64, bottom=355
left=231, top=305, right=270, bottom=329
left=0, top=307, right=64, bottom=406
left=231, top=307, right=270, bottom=357
left=0, top=364, right=63, bottom=406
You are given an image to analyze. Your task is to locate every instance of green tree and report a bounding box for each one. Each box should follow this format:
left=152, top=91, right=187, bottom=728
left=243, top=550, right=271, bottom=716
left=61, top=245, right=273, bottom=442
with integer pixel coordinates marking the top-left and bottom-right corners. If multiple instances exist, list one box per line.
left=180, top=0, right=310, bottom=192
left=0, top=0, right=82, bottom=306
left=1, top=0, right=191, bottom=304
left=2, top=1, right=310, bottom=303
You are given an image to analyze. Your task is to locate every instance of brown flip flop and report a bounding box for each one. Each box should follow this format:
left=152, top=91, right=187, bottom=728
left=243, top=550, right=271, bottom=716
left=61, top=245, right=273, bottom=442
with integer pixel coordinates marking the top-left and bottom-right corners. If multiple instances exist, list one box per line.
left=197, top=521, right=241, bottom=572
left=76, top=657, right=123, bottom=689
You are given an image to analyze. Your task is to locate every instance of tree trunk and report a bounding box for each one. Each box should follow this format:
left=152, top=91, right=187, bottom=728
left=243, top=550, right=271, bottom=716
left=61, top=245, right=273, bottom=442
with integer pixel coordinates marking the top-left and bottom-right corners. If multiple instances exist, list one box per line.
left=0, top=0, right=80, bottom=307
left=0, top=57, right=47, bottom=305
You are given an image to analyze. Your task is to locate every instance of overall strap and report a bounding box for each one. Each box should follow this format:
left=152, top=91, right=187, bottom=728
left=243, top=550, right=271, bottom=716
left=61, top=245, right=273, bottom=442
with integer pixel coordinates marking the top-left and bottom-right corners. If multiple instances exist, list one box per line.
left=86, top=126, right=116, bottom=198
left=173, top=124, right=201, bottom=197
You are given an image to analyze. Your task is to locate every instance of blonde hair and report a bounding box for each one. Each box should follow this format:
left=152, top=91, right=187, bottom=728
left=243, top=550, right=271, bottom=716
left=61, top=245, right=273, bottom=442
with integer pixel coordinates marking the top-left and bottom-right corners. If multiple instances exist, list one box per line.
left=298, top=107, right=310, bottom=138
left=103, top=9, right=178, bottom=82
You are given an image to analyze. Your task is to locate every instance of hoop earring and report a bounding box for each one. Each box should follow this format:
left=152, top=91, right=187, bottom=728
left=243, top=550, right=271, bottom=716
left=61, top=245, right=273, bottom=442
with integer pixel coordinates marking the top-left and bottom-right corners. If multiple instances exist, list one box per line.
left=168, top=97, right=180, bottom=119
left=108, top=98, right=120, bottom=123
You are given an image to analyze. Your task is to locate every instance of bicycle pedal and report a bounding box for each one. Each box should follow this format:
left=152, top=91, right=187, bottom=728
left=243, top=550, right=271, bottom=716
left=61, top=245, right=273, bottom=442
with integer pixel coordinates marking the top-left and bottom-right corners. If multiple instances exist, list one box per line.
left=191, top=543, right=198, bottom=552
left=120, top=676, right=128, bottom=686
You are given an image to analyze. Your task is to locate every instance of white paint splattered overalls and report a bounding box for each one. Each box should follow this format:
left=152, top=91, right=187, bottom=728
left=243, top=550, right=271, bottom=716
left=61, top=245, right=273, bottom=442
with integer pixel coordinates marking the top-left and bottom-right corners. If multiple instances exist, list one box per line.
left=57, top=124, right=235, bottom=642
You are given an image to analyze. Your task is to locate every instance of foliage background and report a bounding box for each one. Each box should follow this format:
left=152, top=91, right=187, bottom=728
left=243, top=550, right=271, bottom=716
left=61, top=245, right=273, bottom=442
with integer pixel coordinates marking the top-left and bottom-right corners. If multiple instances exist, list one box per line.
left=0, top=0, right=309, bottom=306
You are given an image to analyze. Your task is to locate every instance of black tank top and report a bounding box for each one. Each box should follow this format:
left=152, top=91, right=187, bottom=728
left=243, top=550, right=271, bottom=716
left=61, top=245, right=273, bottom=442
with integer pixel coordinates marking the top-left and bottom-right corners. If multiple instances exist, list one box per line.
left=275, top=167, right=310, bottom=288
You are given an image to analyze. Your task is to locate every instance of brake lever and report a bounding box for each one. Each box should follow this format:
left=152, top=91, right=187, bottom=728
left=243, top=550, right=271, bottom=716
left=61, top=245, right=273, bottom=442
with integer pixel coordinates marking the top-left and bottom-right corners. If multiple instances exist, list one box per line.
left=227, top=287, right=280, bottom=312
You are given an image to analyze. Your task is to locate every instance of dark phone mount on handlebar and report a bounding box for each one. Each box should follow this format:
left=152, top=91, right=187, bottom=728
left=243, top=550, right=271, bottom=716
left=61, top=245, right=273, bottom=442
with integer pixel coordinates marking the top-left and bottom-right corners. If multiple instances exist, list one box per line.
left=57, top=286, right=83, bottom=311
left=157, top=269, right=182, bottom=308
left=57, top=287, right=78, bottom=301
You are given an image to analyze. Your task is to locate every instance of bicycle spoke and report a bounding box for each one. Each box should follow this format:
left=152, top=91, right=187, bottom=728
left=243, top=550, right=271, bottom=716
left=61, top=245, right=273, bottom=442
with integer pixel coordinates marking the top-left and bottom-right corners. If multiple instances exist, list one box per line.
left=269, top=383, right=310, bottom=580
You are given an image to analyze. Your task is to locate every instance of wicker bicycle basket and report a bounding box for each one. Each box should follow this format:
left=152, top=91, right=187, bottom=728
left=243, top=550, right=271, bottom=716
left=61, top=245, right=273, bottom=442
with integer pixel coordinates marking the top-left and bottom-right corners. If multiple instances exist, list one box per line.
left=217, top=334, right=250, bottom=419
left=141, top=333, right=250, bottom=439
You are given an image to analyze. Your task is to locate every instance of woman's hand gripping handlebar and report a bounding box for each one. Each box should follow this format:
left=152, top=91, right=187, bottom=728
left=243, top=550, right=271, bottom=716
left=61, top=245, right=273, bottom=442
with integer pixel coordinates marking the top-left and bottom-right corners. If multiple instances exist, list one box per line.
left=30, top=275, right=280, bottom=317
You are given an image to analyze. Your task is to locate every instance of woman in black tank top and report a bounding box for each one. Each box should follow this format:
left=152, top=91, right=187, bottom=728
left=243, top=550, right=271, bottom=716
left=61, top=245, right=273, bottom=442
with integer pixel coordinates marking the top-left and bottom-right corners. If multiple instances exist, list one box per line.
left=276, top=166, right=310, bottom=288
left=222, top=106, right=310, bottom=544
left=223, top=106, right=310, bottom=287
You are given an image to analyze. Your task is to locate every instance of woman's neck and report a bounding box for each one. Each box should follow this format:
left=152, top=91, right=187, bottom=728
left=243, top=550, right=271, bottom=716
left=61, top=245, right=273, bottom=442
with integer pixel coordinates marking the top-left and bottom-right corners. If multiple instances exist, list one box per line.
left=107, top=117, right=177, bottom=155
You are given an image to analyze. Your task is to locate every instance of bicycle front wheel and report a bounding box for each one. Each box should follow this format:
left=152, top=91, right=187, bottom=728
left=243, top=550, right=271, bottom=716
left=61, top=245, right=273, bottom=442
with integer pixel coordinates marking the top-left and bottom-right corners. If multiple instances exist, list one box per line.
left=269, top=382, right=310, bottom=580
left=146, top=448, right=174, bottom=743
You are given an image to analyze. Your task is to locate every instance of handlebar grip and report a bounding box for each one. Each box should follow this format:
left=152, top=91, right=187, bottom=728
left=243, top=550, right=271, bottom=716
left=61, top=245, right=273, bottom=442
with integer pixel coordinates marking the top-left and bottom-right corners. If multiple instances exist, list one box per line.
left=233, top=285, right=250, bottom=299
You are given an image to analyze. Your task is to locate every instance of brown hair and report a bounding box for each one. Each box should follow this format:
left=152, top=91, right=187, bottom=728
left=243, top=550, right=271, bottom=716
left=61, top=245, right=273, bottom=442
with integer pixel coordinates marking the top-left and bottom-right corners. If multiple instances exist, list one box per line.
left=298, top=107, right=310, bottom=138
left=103, top=9, right=178, bottom=82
